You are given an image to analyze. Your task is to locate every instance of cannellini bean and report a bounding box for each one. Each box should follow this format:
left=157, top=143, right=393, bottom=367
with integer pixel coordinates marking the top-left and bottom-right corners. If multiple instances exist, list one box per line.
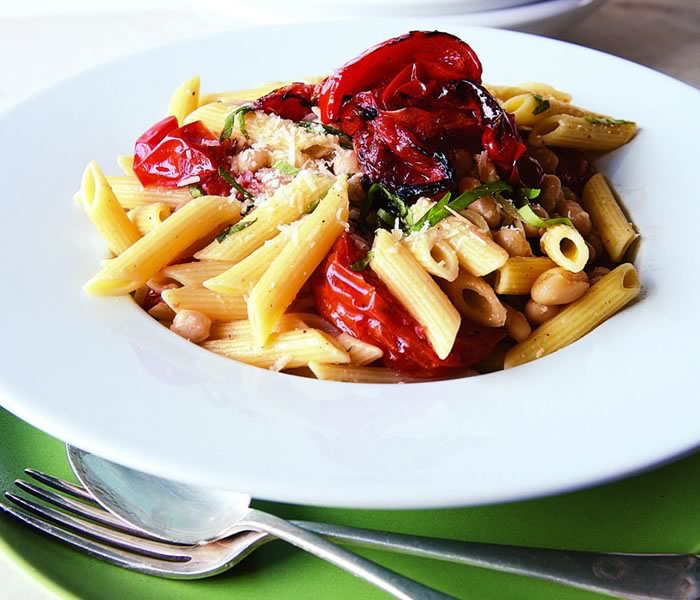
left=458, top=176, right=481, bottom=193
left=524, top=299, right=561, bottom=326
left=559, top=199, right=592, bottom=237
left=539, top=174, right=563, bottom=213
left=493, top=227, right=533, bottom=257
left=588, top=266, right=611, bottom=286
left=170, top=309, right=212, bottom=343
left=469, top=196, right=501, bottom=229
left=522, top=204, right=548, bottom=238
left=232, top=148, right=271, bottom=173
left=504, top=304, right=531, bottom=342
left=527, top=145, right=559, bottom=174
left=586, top=231, right=606, bottom=262
left=453, top=149, right=474, bottom=180
left=531, top=267, right=589, bottom=305
left=476, top=151, right=499, bottom=183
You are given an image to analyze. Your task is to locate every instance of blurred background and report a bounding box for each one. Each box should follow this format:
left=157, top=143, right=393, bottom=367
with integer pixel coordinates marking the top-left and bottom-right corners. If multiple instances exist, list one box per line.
left=0, top=0, right=697, bottom=113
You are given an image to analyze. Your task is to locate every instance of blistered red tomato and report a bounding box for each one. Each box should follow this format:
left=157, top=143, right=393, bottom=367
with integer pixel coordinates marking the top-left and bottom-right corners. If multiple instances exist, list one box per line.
left=312, top=233, right=505, bottom=377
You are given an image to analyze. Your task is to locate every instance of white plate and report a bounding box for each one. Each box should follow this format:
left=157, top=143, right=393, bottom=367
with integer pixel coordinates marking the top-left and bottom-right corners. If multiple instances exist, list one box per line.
left=1, top=22, right=699, bottom=509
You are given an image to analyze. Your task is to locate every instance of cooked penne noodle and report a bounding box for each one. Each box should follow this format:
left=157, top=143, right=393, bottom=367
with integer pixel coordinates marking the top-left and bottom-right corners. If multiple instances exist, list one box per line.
left=291, top=313, right=384, bottom=366
left=116, top=155, right=135, bottom=176
left=308, top=362, right=416, bottom=383
left=195, top=170, right=333, bottom=262
left=204, top=226, right=294, bottom=294
left=183, top=101, right=231, bottom=134
left=160, top=261, right=234, bottom=288
left=127, top=202, right=171, bottom=235
left=404, top=230, right=459, bottom=281
left=442, top=270, right=507, bottom=327
left=493, top=257, right=557, bottom=295
left=162, top=287, right=247, bottom=321
left=439, top=217, right=509, bottom=277
left=198, top=77, right=323, bottom=106
left=581, top=174, right=639, bottom=262
left=505, top=264, right=640, bottom=368
left=84, top=195, right=240, bottom=295
left=247, top=178, right=349, bottom=344
left=486, top=82, right=572, bottom=103
left=105, top=175, right=191, bottom=209
left=167, top=76, right=200, bottom=125
left=203, top=327, right=350, bottom=369
left=528, top=114, right=637, bottom=151
left=371, top=229, right=460, bottom=360
left=210, top=315, right=305, bottom=339
left=540, top=225, right=589, bottom=273
left=80, top=162, right=142, bottom=256
left=502, top=94, right=595, bottom=128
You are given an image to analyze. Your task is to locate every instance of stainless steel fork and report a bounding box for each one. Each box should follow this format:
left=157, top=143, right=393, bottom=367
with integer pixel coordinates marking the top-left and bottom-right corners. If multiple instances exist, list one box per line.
left=3, top=469, right=700, bottom=600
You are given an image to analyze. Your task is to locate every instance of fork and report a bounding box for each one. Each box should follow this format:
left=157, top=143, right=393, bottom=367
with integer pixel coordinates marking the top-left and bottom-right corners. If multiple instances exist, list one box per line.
left=3, top=469, right=700, bottom=600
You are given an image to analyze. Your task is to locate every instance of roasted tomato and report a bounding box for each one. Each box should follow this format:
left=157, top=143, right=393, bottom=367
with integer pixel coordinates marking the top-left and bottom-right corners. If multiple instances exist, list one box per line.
left=254, top=82, right=317, bottom=121
left=312, top=233, right=505, bottom=377
left=316, top=31, right=541, bottom=197
left=133, top=118, right=232, bottom=192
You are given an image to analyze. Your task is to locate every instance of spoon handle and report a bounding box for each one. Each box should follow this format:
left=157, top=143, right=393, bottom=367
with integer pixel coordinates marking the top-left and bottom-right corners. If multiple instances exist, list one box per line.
left=295, top=520, right=700, bottom=600
left=243, top=509, right=457, bottom=600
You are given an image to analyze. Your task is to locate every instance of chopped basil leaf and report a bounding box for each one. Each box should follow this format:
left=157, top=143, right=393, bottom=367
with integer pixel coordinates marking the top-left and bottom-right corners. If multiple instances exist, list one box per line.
left=218, top=166, right=254, bottom=201
left=273, top=161, right=300, bottom=176
left=298, top=121, right=353, bottom=149
left=189, top=184, right=204, bottom=198
left=532, top=94, right=551, bottom=115
left=220, top=105, right=254, bottom=140
left=518, top=204, right=572, bottom=228
left=216, top=219, right=256, bottom=243
left=350, top=251, right=374, bottom=272
left=367, top=183, right=412, bottom=229
left=410, top=181, right=511, bottom=232
left=583, top=116, right=635, bottom=126
left=517, top=187, right=541, bottom=204
left=376, top=208, right=394, bottom=226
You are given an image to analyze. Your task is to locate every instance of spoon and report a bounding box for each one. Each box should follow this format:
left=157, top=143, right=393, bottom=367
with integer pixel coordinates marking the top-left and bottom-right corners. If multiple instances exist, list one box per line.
left=66, top=445, right=455, bottom=600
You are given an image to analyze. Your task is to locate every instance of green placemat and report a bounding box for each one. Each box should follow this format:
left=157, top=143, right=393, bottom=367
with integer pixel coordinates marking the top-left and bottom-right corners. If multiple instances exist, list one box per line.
left=1, top=406, right=699, bottom=600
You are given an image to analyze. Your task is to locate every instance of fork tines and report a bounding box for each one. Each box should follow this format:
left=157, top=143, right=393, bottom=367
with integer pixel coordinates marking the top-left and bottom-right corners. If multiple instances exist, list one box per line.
left=1, top=468, right=193, bottom=573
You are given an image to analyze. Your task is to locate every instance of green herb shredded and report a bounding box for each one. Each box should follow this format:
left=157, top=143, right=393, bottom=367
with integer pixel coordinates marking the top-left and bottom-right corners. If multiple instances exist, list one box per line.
left=583, top=116, right=635, bottom=126
left=273, top=161, right=301, bottom=176
left=220, top=105, right=255, bottom=140
left=517, top=204, right=572, bottom=228
left=216, top=219, right=256, bottom=243
left=350, top=251, right=374, bottom=272
left=217, top=166, right=254, bottom=201
left=366, top=183, right=413, bottom=230
left=297, top=121, right=353, bottom=149
left=410, top=181, right=512, bottom=233
left=188, top=184, right=204, bottom=198
left=532, top=94, right=551, bottom=115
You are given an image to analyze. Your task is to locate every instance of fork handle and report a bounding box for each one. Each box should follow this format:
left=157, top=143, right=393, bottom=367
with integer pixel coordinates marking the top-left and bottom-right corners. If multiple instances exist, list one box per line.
left=294, top=521, right=700, bottom=600
left=243, top=509, right=456, bottom=600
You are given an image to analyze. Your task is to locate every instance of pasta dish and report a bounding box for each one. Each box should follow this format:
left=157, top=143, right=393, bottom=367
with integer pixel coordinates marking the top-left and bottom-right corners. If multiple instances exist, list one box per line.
left=75, top=31, right=641, bottom=383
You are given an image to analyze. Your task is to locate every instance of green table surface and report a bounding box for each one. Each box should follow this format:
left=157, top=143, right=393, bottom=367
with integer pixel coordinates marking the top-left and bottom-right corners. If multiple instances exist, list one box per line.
left=2, top=406, right=699, bottom=600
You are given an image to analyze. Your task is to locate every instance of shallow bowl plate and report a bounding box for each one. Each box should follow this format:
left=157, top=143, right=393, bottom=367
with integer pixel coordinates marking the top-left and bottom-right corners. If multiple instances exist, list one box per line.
left=0, top=21, right=698, bottom=508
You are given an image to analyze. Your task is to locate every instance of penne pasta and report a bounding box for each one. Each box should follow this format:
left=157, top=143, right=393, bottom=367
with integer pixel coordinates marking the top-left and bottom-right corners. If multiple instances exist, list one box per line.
left=203, top=327, right=350, bottom=370
left=439, top=217, right=509, bottom=277
left=84, top=195, right=240, bottom=295
left=204, top=226, right=295, bottom=294
left=167, top=75, right=200, bottom=125
left=105, top=175, right=191, bottom=209
left=116, top=155, right=135, bottom=176
left=442, top=270, right=507, bottom=327
left=209, top=315, right=304, bottom=339
left=528, top=114, right=637, bottom=151
left=371, top=229, right=460, bottom=360
left=493, top=257, right=557, bottom=295
left=581, top=174, right=639, bottom=263
left=195, top=170, right=333, bottom=262
left=247, top=178, right=349, bottom=344
left=162, top=287, right=247, bottom=321
left=540, top=225, right=589, bottom=273
left=404, top=229, right=459, bottom=281
left=160, top=260, right=234, bottom=288
left=80, top=161, right=142, bottom=256
left=198, top=76, right=323, bottom=106
left=486, top=82, right=572, bottom=103
left=127, top=202, right=171, bottom=235
left=308, top=362, right=416, bottom=384
left=502, top=93, right=596, bottom=128
left=505, top=264, right=640, bottom=368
